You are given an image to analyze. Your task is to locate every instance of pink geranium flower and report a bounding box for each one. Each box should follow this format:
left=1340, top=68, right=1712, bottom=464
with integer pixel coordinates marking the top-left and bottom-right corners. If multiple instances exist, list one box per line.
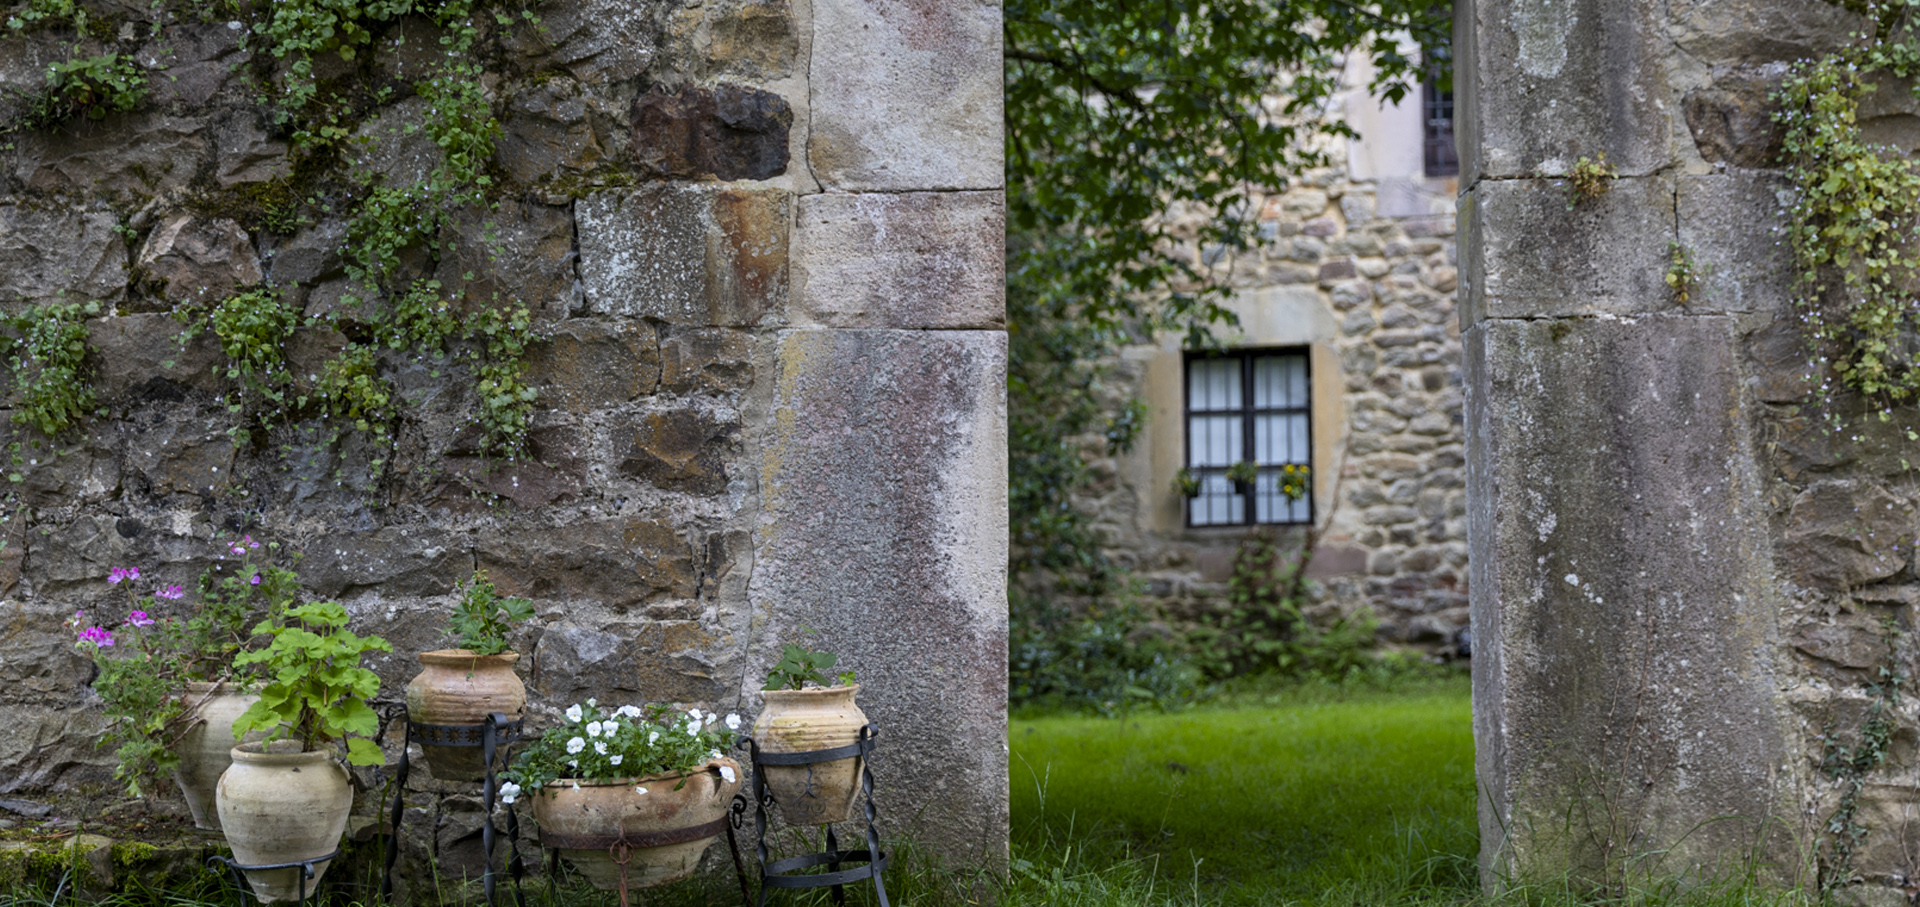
left=155, top=585, right=185, bottom=600
left=126, top=610, right=154, bottom=627
left=77, top=626, right=114, bottom=647
left=107, top=566, right=141, bottom=584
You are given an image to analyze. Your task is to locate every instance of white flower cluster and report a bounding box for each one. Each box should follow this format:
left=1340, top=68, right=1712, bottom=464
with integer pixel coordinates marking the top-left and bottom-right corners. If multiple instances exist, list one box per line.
left=504, top=699, right=744, bottom=796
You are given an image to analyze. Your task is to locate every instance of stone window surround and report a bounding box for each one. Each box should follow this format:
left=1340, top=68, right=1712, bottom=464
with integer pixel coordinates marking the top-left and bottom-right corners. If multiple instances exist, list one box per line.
left=1181, top=345, right=1316, bottom=528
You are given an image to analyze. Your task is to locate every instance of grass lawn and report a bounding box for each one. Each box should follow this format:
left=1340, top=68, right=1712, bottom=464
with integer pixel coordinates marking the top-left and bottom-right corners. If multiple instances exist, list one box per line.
left=1007, top=677, right=1478, bottom=906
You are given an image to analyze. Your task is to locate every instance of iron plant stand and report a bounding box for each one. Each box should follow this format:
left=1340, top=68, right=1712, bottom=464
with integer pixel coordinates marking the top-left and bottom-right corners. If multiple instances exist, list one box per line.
left=537, top=810, right=755, bottom=907
left=745, top=724, right=890, bottom=907
left=207, top=849, right=342, bottom=907
left=380, top=711, right=528, bottom=907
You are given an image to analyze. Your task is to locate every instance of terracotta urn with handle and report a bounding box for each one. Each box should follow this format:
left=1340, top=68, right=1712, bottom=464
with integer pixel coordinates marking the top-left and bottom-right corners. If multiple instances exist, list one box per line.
left=405, top=649, right=526, bottom=780
left=751, top=684, right=867, bottom=825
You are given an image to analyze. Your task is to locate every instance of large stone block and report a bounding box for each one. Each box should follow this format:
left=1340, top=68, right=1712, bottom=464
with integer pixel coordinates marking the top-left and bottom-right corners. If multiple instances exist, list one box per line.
left=578, top=185, right=789, bottom=326
left=1676, top=173, right=1790, bottom=315
left=135, top=22, right=248, bottom=108
left=749, top=329, right=1006, bottom=864
left=792, top=191, right=1005, bottom=329
left=13, top=114, right=208, bottom=204
left=630, top=83, right=791, bottom=181
left=437, top=202, right=576, bottom=324
left=530, top=616, right=740, bottom=709
left=476, top=517, right=703, bottom=609
left=659, top=327, right=753, bottom=394
left=496, top=76, right=605, bottom=186
left=301, top=527, right=467, bottom=599
left=1460, top=177, right=1673, bottom=321
left=524, top=319, right=659, bottom=412
left=1665, top=0, right=1865, bottom=66
left=1681, top=71, right=1788, bottom=169
left=0, top=600, right=89, bottom=707
left=0, top=205, right=127, bottom=309
left=1783, top=481, right=1913, bottom=590
left=616, top=407, right=737, bottom=495
left=1466, top=315, right=1792, bottom=882
left=1455, top=0, right=1669, bottom=181
left=808, top=0, right=1001, bottom=190
left=136, top=214, right=264, bottom=307
left=507, top=0, right=664, bottom=84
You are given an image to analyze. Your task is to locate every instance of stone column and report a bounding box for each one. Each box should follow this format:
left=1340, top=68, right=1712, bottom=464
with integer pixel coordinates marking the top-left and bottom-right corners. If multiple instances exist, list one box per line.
left=1457, top=0, right=1863, bottom=887
left=744, top=0, right=1009, bottom=866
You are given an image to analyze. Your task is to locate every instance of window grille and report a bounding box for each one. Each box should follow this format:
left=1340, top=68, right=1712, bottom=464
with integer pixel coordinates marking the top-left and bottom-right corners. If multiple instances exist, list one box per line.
left=1183, top=349, right=1312, bottom=527
left=1423, top=77, right=1457, bottom=178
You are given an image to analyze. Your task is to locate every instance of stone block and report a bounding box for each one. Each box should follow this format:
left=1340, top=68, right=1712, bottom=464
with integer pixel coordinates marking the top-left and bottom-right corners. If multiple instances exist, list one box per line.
left=1791, top=619, right=1890, bottom=671
left=476, top=517, right=703, bottom=609
left=578, top=185, right=788, bottom=326
left=0, top=205, right=127, bottom=309
left=265, top=219, right=348, bottom=287
left=123, top=416, right=236, bottom=498
left=1455, top=0, right=1668, bottom=181
left=1461, top=177, right=1673, bottom=321
left=86, top=313, right=224, bottom=400
left=1682, top=71, right=1787, bottom=170
left=630, top=83, right=791, bottom=181
left=0, top=600, right=88, bottom=707
left=136, top=22, right=248, bottom=108
left=615, top=407, right=737, bottom=495
left=1676, top=173, right=1790, bottom=315
left=706, top=0, right=796, bottom=80
left=749, top=329, right=1006, bottom=863
left=530, top=617, right=736, bottom=707
left=10, top=431, right=120, bottom=510
left=0, top=704, right=111, bottom=794
left=524, top=319, right=659, bottom=412
left=213, top=111, right=291, bottom=188
left=1783, top=481, right=1913, bottom=590
left=350, top=97, right=444, bottom=188
left=1465, top=315, right=1791, bottom=880
left=437, top=202, right=576, bottom=324
left=1665, top=0, right=1865, bottom=66
left=13, top=114, right=209, bottom=204
left=506, top=0, right=664, bottom=84
left=808, top=0, right=1001, bottom=190
left=301, top=527, right=466, bottom=599
left=137, top=214, right=263, bottom=306
left=496, top=76, right=605, bottom=186
left=659, top=327, right=753, bottom=394
left=792, top=191, right=1005, bottom=329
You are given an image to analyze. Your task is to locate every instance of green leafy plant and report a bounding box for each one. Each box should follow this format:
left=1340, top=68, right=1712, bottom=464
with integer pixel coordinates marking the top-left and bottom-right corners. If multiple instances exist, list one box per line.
left=1665, top=242, right=1703, bottom=306
left=16, top=53, right=147, bottom=129
left=445, top=569, right=533, bottom=656
left=231, top=600, right=392, bottom=766
left=1009, top=595, right=1204, bottom=716
left=1171, top=466, right=1202, bottom=498
left=72, top=536, right=303, bottom=795
left=3, top=300, right=98, bottom=436
left=503, top=700, right=739, bottom=799
left=764, top=633, right=855, bottom=690
left=1275, top=463, right=1310, bottom=501
left=1188, top=529, right=1376, bottom=681
left=1563, top=152, right=1616, bottom=207
left=1225, top=459, right=1261, bottom=487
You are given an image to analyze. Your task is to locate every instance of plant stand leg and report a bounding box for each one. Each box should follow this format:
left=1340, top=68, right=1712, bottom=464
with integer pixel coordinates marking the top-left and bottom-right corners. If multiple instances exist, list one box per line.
left=381, top=717, right=412, bottom=905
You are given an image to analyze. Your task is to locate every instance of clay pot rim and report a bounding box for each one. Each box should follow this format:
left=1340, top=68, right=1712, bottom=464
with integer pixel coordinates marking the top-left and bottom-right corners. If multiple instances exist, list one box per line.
left=544, top=756, right=741, bottom=790
left=761, top=684, right=859, bottom=704
left=230, top=741, right=342, bottom=767
left=418, top=648, right=520, bottom=667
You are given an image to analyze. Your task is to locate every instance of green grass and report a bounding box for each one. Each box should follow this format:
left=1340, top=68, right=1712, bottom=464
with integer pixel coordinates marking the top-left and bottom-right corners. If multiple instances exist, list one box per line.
left=1010, top=677, right=1478, bottom=907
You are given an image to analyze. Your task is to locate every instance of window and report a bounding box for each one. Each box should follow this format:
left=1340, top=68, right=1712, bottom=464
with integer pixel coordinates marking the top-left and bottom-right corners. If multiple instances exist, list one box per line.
left=1184, top=349, right=1312, bottom=527
left=1422, top=78, right=1456, bottom=178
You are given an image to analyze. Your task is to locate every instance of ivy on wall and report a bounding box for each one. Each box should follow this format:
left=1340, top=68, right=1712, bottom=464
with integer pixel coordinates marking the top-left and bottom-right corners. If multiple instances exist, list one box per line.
left=0, top=0, right=543, bottom=490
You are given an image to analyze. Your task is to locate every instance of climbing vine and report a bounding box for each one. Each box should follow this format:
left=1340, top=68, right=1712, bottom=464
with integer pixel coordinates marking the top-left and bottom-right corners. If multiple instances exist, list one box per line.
left=0, top=0, right=547, bottom=489
left=1777, top=2, right=1920, bottom=412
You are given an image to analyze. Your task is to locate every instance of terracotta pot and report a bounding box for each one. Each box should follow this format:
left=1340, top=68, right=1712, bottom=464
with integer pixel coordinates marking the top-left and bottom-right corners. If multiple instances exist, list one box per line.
left=215, top=741, right=353, bottom=903
left=172, top=682, right=267, bottom=831
left=752, top=685, right=867, bottom=825
left=533, top=758, right=743, bottom=890
left=405, top=649, right=526, bottom=781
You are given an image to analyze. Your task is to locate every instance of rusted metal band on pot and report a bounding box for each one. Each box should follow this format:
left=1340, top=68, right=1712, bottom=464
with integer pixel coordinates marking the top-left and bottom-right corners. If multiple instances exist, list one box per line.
left=408, top=718, right=523, bottom=747
left=538, top=815, right=730, bottom=850
left=751, top=734, right=875, bottom=766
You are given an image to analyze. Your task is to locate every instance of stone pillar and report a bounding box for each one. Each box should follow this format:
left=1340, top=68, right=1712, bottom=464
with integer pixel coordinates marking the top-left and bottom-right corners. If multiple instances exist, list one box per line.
left=1458, top=0, right=1866, bottom=887
left=744, top=0, right=1008, bottom=865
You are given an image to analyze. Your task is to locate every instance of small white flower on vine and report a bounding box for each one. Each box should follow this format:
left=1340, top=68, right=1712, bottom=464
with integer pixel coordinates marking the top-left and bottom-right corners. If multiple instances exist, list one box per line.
left=725, top=713, right=741, bottom=730
left=594, top=741, right=608, bottom=755
left=719, top=765, right=736, bottom=784
left=610, top=755, right=623, bottom=766
left=566, top=736, right=585, bottom=754
left=585, top=721, right=603, bottom=738
left=634, top=786, right=648, bottom=795
left=649, top=731, right=661, bottom=745
left=565, top=704, right=583, bottom=723
left=498, top=781, right=521, bottom=805
left=586, top=698, right=598, bottom=707
left=616, top=705, right=642, bottom=719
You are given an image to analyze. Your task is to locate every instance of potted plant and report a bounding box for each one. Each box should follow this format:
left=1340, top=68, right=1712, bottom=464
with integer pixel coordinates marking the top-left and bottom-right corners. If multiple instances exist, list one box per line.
left=1171, top=467, right=1202, bottom=499
left=219, top=600, right=391, bottom=902
left=1276, top=463, right=1310, bottom=502
left=752, top=635, right=866, bottom=825
left=505, top=700, right=742, bottom=890
left=405, top=569, right=533, bottom=780
left=1225, top=459, right=1261, bottom=495
left=70, top=535, right=300, bottom=830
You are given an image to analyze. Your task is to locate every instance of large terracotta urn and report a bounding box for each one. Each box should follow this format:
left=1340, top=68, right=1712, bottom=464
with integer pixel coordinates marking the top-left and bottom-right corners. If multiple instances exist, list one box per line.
left=215, top=741, right=353, bottom=903
left=533, top=757, right=743, bottom=890
left=405, top=649, right=526, bottom=780
left=172, top=682, right=265, bottom=831
left=752, top=685, right=867, bottom=825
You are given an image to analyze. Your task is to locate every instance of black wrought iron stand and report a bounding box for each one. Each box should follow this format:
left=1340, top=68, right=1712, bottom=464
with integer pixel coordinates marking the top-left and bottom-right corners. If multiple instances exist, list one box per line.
left=380, top=711, right=528, bottom=907
left=538, top=804, right=755, bottom=907
left=745, top=725, right=889, bottom=907
left=206, top=848, right=341, bottom=907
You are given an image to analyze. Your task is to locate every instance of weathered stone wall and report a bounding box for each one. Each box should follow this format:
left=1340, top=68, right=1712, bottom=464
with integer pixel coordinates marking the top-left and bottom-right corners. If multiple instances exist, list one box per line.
left=0, top=0, right=1007, bottom=880
left=1070, top=79, right=1467, bottom=652
left=1462, top=0, right=1920, bottom=895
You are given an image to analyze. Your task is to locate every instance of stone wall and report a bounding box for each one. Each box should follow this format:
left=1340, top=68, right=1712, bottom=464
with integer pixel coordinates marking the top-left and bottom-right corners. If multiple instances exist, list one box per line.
left=0, top=0, right=1007, bottom=880
left=1072, top=71, right=1468, bottom=652
left=1462, top=0, right=1920, bottom=896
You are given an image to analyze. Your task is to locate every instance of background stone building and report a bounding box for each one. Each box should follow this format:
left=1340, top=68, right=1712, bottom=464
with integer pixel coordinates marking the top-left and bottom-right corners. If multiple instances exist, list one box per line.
left=1082, top=50, right=1468, bottom=651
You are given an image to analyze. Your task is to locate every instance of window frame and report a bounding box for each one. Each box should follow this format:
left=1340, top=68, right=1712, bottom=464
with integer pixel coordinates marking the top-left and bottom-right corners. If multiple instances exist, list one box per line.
left=1181, top=346, right=1315, bottom=529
